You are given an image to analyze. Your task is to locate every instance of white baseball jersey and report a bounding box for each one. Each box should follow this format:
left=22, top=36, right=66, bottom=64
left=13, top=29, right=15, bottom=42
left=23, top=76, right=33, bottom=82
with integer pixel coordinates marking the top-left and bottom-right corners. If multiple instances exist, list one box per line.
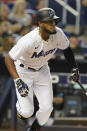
left=9, top=26, right=69, bottom=70
left=10, top=26, right=69, bottom=125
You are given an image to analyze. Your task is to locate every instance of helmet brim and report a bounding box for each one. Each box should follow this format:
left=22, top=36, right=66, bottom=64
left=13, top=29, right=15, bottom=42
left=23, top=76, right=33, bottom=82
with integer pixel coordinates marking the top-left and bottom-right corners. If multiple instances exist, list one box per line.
left=53, top=15, right=59, bottom=19
left=40, top=15, right=59, bottom=22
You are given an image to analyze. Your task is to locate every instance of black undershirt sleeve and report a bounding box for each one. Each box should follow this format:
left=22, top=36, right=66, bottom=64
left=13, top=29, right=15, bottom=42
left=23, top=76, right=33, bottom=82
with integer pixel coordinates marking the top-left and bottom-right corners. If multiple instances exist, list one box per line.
left=63, top=46, right=77, bottom=69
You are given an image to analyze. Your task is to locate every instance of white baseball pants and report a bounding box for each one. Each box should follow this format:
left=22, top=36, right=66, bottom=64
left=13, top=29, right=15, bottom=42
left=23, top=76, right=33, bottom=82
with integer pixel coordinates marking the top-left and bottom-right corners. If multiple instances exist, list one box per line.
left=15, top=64, right=53, bottom=125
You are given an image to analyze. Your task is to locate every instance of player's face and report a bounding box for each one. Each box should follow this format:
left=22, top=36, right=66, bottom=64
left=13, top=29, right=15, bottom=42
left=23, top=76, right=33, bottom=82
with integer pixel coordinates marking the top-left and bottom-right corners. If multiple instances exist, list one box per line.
left=43, top=20, right=56, bottom=31
left=39, top=19, right=56, bottom=34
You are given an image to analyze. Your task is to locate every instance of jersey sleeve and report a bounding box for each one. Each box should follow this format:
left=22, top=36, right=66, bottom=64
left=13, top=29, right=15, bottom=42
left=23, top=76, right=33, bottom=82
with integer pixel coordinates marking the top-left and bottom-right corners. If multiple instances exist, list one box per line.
left=8, top=35, right=33, bottom=60
left=57, top=28, right=70, bottom=50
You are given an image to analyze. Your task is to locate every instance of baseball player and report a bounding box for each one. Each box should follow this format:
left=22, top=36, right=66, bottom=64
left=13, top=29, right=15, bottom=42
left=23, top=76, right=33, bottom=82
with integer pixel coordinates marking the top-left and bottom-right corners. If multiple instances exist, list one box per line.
left=5, top=8, right=79, bottom=131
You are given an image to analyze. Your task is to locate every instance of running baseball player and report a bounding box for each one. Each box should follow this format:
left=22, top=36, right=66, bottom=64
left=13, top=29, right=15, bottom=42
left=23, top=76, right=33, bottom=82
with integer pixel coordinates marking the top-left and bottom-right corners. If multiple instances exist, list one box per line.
left=5, top=8, right=79, bottom=131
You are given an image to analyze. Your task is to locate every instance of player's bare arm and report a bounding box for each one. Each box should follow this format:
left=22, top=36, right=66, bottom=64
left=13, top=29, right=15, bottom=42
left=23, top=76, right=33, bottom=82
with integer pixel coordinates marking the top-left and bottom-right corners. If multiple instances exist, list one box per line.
left=5, top=55, right=19, bottom=80
left=5, top=55, right=29, bottom=97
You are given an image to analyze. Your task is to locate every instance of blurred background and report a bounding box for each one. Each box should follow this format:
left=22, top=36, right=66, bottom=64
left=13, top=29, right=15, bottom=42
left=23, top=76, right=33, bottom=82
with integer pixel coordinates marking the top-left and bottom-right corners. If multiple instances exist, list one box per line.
left=0, top=0, right=87, bottom=131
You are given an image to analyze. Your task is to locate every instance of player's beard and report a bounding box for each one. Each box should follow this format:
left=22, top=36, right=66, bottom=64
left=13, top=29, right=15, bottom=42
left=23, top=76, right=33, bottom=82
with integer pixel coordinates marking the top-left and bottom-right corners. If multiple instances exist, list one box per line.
left=42, top=26, right=57, bottom=34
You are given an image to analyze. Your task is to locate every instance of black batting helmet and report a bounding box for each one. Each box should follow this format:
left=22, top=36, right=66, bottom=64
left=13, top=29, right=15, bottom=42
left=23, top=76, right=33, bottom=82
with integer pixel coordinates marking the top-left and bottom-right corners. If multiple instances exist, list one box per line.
left=36, top=8, right=59, bottom=23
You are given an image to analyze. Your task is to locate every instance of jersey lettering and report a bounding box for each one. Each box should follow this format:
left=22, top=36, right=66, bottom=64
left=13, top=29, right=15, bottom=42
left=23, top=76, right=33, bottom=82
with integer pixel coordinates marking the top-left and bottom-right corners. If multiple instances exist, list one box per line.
left=31, top=48, right=56, bottom=58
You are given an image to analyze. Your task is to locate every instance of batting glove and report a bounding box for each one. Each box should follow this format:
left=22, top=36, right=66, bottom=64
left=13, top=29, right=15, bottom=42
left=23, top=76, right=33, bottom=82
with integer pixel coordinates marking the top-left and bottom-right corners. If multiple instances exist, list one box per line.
left=15, top=78, right=29, bottom=97
left=70, top=68, right=79, bottom=82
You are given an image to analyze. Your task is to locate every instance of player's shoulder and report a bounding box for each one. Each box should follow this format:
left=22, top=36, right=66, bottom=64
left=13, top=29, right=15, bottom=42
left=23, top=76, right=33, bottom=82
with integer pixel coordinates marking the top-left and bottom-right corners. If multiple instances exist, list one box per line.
left=18, top=27, right=39, bottom=43
left=16, top=27, right=41, bottom=50
left=55, top=26, right=64, bottom=35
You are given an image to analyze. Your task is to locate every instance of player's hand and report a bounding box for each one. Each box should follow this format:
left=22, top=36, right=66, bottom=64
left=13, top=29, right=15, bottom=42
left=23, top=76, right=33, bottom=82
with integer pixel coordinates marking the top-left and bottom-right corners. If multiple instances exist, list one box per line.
left=15, top=78, right=29, bottom=97
left=70, top=68, right=79, bottom=82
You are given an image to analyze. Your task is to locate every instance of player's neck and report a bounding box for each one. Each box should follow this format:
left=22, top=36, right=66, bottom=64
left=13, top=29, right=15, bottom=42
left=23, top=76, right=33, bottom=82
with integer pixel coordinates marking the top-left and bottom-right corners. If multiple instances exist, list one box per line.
left=39, top=28, right=49, bottom=41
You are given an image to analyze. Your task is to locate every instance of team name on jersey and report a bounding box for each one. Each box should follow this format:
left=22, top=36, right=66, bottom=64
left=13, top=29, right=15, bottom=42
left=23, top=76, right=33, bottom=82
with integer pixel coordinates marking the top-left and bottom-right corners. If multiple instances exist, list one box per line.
left=31, top=48, right=56, bottom=58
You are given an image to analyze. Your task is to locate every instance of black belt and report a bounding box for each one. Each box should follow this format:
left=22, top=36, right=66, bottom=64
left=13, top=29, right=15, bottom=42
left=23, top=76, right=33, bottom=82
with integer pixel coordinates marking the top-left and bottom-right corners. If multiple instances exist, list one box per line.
left=20, top=64, right=41, bottom=71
